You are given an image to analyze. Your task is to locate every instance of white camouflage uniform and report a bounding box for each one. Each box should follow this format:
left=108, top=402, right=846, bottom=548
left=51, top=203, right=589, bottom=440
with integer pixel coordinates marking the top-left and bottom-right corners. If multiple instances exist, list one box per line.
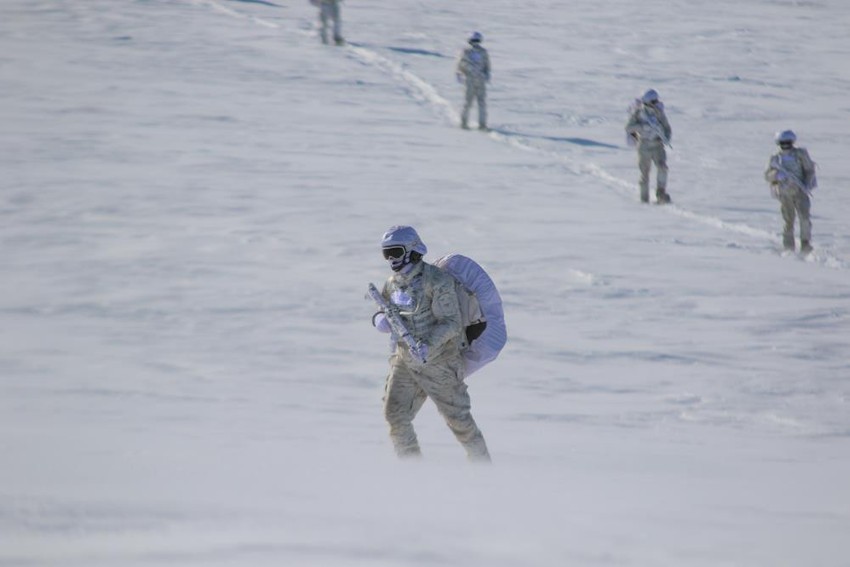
left=380, top=261, right=490, bottom=461
left=764, top=146, right=817, bottom=250
left=456, top=42, right=491, bottom=129
left=625, top=98, right=672, bottom=202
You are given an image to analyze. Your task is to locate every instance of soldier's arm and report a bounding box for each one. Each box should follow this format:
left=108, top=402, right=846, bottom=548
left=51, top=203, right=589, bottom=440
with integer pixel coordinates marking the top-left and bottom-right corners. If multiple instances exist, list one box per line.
left=764, top=156, right=780, bottom=184
left=661, top=112, right=672, bottom=141
left=799, top=149, right=818, bottom=190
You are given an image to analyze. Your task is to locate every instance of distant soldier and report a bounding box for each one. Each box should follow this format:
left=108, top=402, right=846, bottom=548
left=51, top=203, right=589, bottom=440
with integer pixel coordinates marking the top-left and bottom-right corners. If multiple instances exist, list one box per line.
left=311, top=0, right=343, bottom=46
left=456, top=32, right=491, bottom=131
left=625, top=89, right=672, bottom=204
left=764, top=130, right=817, bottom=253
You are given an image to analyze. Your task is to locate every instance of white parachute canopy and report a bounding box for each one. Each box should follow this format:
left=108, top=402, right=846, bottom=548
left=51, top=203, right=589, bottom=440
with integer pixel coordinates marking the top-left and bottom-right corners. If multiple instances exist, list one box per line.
left=434, top=254, right=507, bottom=376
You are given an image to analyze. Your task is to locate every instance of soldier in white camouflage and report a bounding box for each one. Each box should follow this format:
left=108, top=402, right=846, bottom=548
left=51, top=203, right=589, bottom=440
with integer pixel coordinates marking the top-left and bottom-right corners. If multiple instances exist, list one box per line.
left=371, top=226, right=491, bottom=461
left=626, top=89, right=672, bottom=203
left=456, top=32, right=491, bottom=130
left=764, top=130, right=817, bottom=253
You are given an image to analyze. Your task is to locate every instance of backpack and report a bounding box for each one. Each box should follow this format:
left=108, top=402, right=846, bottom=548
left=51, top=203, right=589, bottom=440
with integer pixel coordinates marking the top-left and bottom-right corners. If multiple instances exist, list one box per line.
left=433, top=254, right=507, bottom=376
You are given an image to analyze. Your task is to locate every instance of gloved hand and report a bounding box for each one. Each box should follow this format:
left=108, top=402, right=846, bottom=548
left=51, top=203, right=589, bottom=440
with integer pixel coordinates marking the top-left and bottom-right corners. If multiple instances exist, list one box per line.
left=372, top=312, right=392, bottom=333
left=775, top=171, right=787, bottom=181
left=412, top=341, right=429, bottom=363
left=390, top=289, right=413, bottom=307
left=456, top=73, right=464, bottom=84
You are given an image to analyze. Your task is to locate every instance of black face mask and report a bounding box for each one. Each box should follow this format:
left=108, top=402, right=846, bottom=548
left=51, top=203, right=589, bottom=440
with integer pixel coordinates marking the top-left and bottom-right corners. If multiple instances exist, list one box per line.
left=383, top=246, right=411, bottom=272
left=779, top=142, right=794, bottom=150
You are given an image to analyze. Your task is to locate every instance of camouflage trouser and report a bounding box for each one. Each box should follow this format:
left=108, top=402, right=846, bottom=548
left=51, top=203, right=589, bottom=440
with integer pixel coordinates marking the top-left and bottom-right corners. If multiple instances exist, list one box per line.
left=637, top=141, right=668, bottom=202
left=461, top=79, right=487, bottom=128
left=778, top=188, right=812, bottom=249
left=319, top=3, right=342, bottom=44
left=383, top=353, right=490, bottom=461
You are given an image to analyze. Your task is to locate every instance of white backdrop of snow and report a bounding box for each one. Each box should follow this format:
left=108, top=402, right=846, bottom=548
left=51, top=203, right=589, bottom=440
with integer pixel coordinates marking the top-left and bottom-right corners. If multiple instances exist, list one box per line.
left=2, top=0, right=850, bottom=565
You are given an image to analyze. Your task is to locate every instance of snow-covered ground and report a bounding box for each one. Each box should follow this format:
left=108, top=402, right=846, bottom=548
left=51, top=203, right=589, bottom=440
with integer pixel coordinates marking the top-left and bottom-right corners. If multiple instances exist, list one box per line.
left=2, top=0, right=850, bottom=565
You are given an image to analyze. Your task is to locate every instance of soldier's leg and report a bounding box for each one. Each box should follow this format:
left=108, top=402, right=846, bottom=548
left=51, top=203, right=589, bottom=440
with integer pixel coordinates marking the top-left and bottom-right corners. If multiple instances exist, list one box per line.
left=331, top=3, right=343, bottom=44
left=654, top=146, right=669, bottom=199
left=383, top=358, right=424, bottom=457
left=780, top=193, right=796, bottom=250
left=461, top=84, right=474, bottom=128
left=477, top=83, right=487, bottom=129
left=319, top=5, right=330, bottom=44
left=637, top=147, right=651, bottom=202
left=410, top=387, right=428, bottom=419
left=644, top=145, right=670, bottom=203
left=418, top=358, right=490, bottom=461
left=797, top=191, right=812, bottom=250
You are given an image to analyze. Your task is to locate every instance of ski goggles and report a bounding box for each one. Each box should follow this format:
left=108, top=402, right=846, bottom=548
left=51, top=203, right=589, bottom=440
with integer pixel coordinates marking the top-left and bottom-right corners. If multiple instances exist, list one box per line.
left=382, top=246, right=406, bottom=260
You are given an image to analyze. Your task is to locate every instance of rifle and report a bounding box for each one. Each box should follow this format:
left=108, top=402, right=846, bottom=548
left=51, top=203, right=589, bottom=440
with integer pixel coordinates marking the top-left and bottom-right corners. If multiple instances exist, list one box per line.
left=648, top=122, right=672, bottom=148
left=367, top=283, right=427, bottom=364
left=769, top=156, right=811, bottom=197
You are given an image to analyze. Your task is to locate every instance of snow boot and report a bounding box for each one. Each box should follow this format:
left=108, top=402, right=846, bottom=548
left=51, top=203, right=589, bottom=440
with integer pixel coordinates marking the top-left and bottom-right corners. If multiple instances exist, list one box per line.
left=783, top=234, right=795, bottom=251
left=801, top=240, right=813, bottom=254
left=656, top=188, right=671, bottom=204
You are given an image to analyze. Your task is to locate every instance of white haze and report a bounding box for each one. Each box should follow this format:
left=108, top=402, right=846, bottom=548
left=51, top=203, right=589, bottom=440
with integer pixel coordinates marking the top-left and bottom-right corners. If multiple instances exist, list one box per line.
left=2, top=0, right=850, bottom=565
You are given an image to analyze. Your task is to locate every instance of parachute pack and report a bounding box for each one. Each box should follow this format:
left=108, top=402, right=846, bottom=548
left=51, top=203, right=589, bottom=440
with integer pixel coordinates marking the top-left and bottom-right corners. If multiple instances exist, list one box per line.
left=433, top=254, right=507, bottom=376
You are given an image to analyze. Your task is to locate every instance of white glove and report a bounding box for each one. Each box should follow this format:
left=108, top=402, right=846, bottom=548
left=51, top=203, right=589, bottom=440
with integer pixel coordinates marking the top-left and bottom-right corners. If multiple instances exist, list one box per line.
left=390, top=289, right=413, bottom=307
left=372, top=312, right=392, bottom=333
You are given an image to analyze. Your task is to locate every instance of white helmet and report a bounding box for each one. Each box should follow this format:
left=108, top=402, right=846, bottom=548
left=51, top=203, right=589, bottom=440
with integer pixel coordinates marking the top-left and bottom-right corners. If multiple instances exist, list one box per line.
left=641, top=89, right=659, bottom=104
left=469, top=31, right=483, bottom=44
left=381, top=225, right=428, bottom=272
left=775, top=129, right=797, bottom=145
